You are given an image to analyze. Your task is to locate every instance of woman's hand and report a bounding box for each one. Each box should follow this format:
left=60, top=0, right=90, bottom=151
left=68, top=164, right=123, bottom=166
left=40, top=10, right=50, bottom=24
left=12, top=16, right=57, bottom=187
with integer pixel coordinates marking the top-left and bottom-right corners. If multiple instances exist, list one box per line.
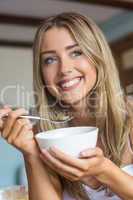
left=0, top=105, right=11, bottom=134
left=0, top=107, right=40, bottom=158
left=40, top=146, right=110, bottom=185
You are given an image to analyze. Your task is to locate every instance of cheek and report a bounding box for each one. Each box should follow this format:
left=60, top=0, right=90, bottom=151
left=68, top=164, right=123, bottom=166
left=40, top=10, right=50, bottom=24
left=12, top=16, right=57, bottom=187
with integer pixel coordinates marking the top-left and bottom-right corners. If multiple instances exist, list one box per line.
left=42, top=68, right=56, bottom=85
left=42, top=68, right=59, bottom=97
left=78, top=60, right=97, bottom=86
left=83, top=69, right=97, bottom=93
left=86, top=72, right=97, bottom=93
left=86, top=67, right=97, bottom=86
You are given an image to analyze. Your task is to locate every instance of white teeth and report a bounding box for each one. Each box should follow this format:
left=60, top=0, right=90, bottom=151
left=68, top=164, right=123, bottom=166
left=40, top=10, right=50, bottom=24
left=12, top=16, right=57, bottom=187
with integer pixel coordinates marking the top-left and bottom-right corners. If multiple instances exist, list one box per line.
left=60, top=78, right=81, bottom=88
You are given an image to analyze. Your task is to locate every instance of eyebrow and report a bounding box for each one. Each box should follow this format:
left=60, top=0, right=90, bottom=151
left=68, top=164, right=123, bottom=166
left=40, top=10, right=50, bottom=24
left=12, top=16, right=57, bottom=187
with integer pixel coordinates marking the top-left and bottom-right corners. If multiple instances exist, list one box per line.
left=41, top=43, right=79, bottom=55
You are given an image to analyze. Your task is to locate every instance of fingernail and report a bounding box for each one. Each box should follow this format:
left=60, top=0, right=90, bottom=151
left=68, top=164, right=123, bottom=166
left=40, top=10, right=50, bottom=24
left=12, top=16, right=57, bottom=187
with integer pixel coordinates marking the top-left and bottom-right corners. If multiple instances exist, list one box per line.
left=3, top=106, right=11, bottom=111
left=4, top=105, right=11, bottom=108
left=78, top=152, right=85, bottom=158
left=41, top=149, right=47, bottom=154
left=50, top=146, right=57, bottom=151
left=80, top=152, right=87, bottom=156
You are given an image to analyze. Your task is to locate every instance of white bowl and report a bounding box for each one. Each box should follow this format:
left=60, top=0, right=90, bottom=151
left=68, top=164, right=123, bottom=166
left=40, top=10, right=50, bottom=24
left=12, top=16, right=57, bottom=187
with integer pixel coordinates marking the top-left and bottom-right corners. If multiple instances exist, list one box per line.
left=35, top=126, right=98, bottom=157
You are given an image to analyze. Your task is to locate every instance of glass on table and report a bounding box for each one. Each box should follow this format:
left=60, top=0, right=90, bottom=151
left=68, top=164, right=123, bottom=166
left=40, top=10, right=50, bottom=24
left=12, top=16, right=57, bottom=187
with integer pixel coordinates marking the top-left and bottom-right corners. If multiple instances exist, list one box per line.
left=0, top=185, right=28, bottom=200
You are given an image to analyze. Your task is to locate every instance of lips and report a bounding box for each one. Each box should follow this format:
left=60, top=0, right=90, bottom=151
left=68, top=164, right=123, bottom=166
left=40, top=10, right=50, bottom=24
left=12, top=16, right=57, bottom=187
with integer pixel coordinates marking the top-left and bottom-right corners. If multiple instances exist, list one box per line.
left=58, top=76, right=83, bottom=91
left=58, top=76, right=83, bottom=86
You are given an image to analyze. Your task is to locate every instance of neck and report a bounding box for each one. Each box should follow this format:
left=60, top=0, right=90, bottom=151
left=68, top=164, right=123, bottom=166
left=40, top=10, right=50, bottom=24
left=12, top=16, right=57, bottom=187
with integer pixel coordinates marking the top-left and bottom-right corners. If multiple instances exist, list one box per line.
left=70, top=96, right=88, bottom=115
left=68, top=101, right=95, bottom=127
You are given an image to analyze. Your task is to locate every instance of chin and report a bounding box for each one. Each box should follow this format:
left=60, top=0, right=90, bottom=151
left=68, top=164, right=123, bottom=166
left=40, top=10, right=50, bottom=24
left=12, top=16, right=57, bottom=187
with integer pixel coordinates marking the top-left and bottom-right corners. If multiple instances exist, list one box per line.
left=60, top=95, right=85, bottom=107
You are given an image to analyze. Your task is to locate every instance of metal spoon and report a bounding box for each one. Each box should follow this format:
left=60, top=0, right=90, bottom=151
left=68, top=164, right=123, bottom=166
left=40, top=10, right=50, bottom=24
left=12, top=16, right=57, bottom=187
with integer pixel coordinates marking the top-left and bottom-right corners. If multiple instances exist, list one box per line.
left=3, top=114, right=74, bottom=124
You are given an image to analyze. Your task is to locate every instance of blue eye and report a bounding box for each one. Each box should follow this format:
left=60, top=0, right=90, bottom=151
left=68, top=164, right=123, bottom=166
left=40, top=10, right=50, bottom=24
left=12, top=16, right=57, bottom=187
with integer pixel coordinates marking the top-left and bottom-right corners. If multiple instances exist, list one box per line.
left=43, top=57, right=56, bottom=65
left=71, top=50, right=82, bottom=57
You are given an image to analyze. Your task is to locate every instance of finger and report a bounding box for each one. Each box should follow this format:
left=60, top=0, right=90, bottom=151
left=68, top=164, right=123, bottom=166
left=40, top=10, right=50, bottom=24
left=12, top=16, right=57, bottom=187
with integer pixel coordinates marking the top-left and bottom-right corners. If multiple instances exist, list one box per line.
left=40, top=152, right=80, bottom=182
left=82, top=157, right=104, bottom=176
left=0, top=107, right=12, bottom=132
left=6, top=119, right=32, bottom=143
left=48, top=146, right=86, bottom=171
left=79, top=147, right=103, bottom=158
left=3, top=105, right=11, bottom=109
left=12, top=125, right=34, bottom=149
left=2, top=108, right=28, bottom=138
left=41, top=149, right=82, bottom=179
left=19, top=126, right=34, bottom=140
left=0, top=120, right=3, bottom=130
left=40, top=154, right=72, bottom=180
left=0, top=107, right=11, bottom=118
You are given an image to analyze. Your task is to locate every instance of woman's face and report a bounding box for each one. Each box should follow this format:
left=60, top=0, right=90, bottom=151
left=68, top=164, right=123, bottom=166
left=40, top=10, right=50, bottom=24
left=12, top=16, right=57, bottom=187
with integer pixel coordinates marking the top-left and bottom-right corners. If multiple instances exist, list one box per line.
left=40, top=27, right=97, bottom=108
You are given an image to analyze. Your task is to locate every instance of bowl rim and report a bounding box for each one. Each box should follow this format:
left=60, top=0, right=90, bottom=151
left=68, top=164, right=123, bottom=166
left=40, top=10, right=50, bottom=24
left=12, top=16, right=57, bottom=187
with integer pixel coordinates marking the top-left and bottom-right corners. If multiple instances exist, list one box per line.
left=35, top=126, right=98, bottom=140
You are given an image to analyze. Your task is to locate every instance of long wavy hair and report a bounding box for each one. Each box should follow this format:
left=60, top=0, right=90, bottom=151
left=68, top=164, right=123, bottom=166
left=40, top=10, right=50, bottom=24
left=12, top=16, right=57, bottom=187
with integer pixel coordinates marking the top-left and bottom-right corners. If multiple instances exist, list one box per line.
left=33, top=12, right=133, bottom=200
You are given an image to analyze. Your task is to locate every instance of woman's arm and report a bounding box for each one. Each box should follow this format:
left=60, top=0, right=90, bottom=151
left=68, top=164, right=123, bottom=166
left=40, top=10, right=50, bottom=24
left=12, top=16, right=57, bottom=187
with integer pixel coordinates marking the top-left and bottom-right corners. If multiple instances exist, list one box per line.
left=99, top=125, right=133, bottom=200
left=24, top=123, right=62, bottom=200
left=96, top=158, right=133, bottom=200
left=0, top=107, right=62, bottom=200
left=24, top=156, right=62, bottom=200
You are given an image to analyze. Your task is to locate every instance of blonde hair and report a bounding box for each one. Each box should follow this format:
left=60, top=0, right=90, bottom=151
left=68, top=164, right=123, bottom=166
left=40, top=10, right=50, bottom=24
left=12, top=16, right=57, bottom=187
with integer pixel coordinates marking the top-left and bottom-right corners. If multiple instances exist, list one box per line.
left=33, top=12, right=133, bottom=200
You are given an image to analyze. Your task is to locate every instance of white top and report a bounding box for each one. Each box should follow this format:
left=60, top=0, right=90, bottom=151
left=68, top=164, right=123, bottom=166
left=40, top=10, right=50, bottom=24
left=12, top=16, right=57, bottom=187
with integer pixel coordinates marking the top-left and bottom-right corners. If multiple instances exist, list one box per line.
left=63, top=164, right=133, bottom=200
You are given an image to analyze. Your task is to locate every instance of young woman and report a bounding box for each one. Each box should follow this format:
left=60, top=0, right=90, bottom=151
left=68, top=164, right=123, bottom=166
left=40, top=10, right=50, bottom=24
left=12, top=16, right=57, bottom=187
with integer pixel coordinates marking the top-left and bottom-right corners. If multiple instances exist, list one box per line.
left=0, top=12, right=133, bottom=200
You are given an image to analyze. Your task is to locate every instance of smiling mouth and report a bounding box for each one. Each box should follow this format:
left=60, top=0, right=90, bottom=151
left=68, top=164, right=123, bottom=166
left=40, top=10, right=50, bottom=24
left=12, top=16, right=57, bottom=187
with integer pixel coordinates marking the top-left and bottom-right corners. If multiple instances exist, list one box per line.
left=58, top=77, right=83, bottom=92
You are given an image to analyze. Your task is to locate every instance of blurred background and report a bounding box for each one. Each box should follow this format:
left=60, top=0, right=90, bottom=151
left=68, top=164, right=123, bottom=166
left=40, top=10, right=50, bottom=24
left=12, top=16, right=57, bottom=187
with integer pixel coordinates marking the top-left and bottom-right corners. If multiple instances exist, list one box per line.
left=0, top=0, right=133, bottom=188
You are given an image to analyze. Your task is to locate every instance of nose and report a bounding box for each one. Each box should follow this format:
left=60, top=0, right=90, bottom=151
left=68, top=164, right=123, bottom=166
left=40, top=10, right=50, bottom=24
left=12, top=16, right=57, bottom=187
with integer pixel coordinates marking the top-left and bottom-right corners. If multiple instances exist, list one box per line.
left=59, top=57, right=73, bottom=76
